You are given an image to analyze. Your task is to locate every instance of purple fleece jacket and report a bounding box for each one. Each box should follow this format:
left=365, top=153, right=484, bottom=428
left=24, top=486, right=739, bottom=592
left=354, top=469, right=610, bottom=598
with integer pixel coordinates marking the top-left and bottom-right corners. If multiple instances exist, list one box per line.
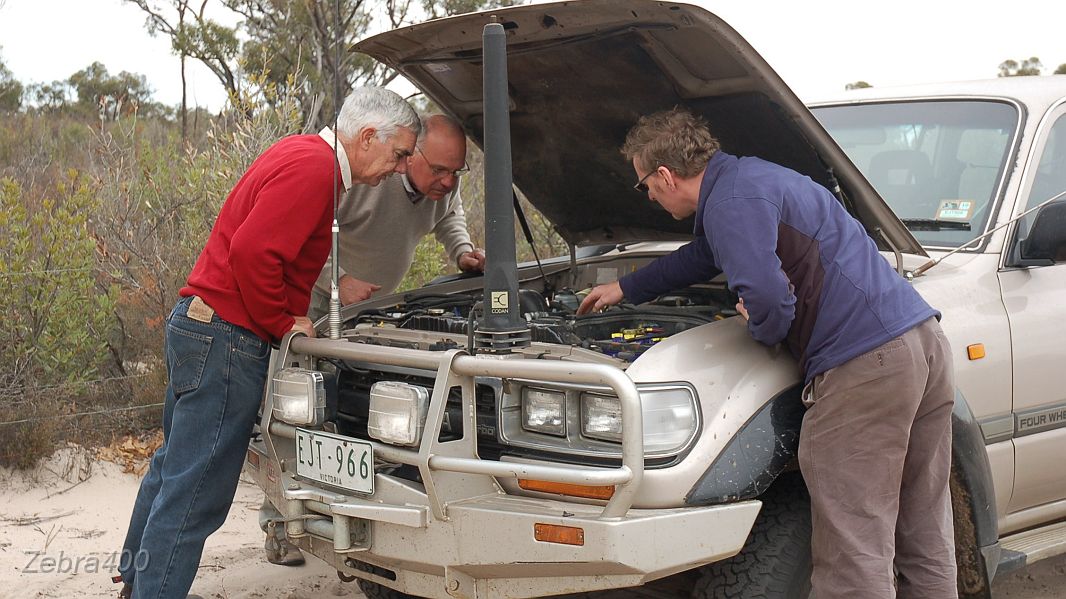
left=619, top=151, right=938, bottom=383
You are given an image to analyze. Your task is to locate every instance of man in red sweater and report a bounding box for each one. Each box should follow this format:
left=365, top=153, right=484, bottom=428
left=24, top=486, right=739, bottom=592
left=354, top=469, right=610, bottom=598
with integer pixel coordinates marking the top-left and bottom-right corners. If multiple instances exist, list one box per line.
left=116, top=87, right=420, bottom=599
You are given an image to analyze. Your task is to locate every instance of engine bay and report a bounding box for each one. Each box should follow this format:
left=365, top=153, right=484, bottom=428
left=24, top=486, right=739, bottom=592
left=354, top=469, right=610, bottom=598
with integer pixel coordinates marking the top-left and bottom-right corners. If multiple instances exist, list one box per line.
left=342, top=282, right=739, bottom=363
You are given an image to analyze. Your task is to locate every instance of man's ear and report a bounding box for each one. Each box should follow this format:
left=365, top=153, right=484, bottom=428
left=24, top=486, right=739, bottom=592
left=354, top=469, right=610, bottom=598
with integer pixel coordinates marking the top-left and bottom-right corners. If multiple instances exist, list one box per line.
left=659, top=166, right=677, bottom=190
left=357, top=127, right=377, bottom=149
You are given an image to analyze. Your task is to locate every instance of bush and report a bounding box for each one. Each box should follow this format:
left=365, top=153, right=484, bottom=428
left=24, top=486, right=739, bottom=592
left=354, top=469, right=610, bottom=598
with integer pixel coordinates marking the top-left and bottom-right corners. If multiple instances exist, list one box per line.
left=0, top=67, right=576, bottom=466
left=0, top=174, right=117, bottom=467
left=0, top=74, right=307, bottom=467
left=87, top=74, right=306, bottom=431
left=398, top=236, right=450, bottom=292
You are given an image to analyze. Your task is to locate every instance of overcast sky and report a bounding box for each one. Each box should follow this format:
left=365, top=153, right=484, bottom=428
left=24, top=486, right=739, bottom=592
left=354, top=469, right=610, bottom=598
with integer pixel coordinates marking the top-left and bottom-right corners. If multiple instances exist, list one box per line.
left=0, top=0, right=1063, bottom=111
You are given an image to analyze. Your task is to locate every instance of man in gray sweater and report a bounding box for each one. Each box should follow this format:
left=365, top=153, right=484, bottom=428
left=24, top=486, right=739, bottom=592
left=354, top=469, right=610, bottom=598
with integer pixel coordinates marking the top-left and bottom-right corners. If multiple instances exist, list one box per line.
left=309, top=113, right=485, bottom=318
left=260, top=114, right=484, bottom=565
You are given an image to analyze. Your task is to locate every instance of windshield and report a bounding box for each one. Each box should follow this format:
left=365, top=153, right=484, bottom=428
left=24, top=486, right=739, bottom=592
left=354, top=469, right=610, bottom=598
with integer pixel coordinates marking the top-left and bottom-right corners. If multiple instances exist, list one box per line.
left=812, top=100, right=1019, bottom=249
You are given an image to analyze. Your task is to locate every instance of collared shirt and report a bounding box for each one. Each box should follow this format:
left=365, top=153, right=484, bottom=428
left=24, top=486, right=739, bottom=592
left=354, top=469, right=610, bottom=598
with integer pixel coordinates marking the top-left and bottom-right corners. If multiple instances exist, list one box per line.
left=313, top=173, right=474, bottom=299
left=318, top=127, right=354, bottom=191
left=181, top=134, right=341, bottom=340
left=400, top=173, right=424, bottom=203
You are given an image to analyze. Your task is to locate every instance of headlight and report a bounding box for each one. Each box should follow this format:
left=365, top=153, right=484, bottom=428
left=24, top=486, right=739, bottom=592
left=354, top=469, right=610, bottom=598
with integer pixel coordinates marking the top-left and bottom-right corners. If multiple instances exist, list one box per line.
left=581, top=395, right=622, bottom=442
left=271, top=368, right=326, bottom=426
left=581, top=387, right=698, bottom=454
left=368, top=381, right=430, bottom=446
left=522, top=388, right=566, bottom=436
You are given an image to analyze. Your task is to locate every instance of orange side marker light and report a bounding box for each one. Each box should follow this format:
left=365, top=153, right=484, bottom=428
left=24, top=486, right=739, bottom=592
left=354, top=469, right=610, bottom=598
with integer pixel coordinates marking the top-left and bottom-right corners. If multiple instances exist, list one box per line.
left=534, top=523, right=585, bottom=546
left=519, top=479, right=615, bottom=500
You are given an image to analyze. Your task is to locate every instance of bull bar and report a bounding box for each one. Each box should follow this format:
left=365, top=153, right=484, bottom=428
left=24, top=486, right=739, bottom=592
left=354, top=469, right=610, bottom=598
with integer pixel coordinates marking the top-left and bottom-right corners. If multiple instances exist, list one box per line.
left=248, top=334, right=761, bottom=598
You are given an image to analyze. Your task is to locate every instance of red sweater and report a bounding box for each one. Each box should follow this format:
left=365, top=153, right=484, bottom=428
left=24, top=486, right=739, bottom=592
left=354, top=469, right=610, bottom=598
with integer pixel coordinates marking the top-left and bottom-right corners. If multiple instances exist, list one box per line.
left=181, top=134, right=340, bottom=341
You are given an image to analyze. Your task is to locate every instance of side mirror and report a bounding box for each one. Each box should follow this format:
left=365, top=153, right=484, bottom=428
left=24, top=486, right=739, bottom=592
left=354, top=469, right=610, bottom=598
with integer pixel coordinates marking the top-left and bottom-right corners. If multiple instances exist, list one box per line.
left=1012, top=198, right=1066, bottom=267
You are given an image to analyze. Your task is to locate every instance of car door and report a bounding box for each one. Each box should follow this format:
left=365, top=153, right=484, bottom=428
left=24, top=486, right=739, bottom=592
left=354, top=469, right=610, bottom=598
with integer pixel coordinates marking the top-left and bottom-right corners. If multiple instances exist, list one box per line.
left=998, top=99, right=1066, bottom=515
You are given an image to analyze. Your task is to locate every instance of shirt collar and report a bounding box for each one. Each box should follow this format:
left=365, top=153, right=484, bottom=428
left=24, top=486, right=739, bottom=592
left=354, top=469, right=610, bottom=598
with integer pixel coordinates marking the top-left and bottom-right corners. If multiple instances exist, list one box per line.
left=318, top=127, right=353, bottom=191
left=400, top=173, right=425, bottom=204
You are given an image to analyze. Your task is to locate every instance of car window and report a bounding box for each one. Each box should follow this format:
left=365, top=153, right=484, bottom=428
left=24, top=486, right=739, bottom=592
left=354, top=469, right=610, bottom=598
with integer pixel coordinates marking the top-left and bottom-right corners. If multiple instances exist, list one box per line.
left=1036, top=116, right=1066, bottom=203
left=812, top=101, right=1018, bottom=249
left=1017, top=110, right=1066, bottom=239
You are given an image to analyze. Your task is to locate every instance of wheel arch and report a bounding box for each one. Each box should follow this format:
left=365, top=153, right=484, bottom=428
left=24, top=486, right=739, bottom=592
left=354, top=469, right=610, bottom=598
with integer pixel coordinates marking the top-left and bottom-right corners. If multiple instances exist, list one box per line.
left=685, top=379, right=999, bottom=596
left=950, top=389, right=1000, bottom=598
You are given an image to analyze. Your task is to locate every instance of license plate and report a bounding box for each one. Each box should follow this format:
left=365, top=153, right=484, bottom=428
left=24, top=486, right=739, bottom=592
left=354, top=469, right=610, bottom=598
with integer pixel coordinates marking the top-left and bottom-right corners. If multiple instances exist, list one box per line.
left=295, top=428, right=374, bottom=494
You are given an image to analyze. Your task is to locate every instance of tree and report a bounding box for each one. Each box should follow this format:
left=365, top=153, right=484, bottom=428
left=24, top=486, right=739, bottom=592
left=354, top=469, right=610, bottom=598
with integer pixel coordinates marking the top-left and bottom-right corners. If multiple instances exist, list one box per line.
left=1056, top=64, right=1066, bottom=75
left=234, top=0, right=380, bottom=130
left=233, top=0, right=455, bottom=128
left=68, top=62, right=161, bottom=121
left=845, top=81, right=872, bottom=90
left=421, top=0, right=518, bottom=18
left=128, top=0, right=521, bottom=129
left=239, top=0, right=520, bottom=127
left=0, top=50, right=23, bottom=112
left=26, top=80, right=71, bottom=112
left=126, top=0, right=242, bottom=132
left=126, top=0, right=195, bottom=141
left=998, top=57, right=1043, bottom=77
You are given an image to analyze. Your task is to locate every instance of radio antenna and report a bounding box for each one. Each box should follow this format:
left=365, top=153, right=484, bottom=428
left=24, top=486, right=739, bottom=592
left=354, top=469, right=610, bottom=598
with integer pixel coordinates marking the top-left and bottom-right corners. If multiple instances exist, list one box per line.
left=327, top=0, right=343, bottom=340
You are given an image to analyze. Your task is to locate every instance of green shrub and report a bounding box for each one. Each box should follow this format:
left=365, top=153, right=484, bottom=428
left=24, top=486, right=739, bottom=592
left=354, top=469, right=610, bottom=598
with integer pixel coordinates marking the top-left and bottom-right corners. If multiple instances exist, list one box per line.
left=86, top=74, right=307, bottom=427
left=0, top=174, right=117, bottom=467
left=398, top=237, right=450, bottom=292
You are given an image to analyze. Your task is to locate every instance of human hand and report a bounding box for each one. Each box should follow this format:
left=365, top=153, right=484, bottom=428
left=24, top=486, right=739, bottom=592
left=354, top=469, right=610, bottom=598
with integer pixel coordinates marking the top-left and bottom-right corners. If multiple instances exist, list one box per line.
left=736, top=297, right=749, bottom=321
left=458, top=248, right=486, bottom=273
left=576, top=282, right=624, bottom=315
left=338, top=275, right=381, bottom=305
left=290, top=316, right=315, bottom=337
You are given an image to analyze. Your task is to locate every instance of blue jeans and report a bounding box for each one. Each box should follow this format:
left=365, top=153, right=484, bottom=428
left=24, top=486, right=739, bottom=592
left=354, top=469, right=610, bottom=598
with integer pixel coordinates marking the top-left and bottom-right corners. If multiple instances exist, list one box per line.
left=119, top=296, right=271, bottom=598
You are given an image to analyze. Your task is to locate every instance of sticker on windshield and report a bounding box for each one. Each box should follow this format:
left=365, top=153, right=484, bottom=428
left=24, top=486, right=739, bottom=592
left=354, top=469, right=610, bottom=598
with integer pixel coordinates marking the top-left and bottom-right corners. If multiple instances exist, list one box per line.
left=936, top=200, right=975, bottom=221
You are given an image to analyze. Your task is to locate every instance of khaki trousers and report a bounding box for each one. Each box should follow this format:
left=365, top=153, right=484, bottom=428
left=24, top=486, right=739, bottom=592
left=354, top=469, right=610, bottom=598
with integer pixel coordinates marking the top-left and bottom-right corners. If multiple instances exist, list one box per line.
left=799, top=318, right=958, bottom=598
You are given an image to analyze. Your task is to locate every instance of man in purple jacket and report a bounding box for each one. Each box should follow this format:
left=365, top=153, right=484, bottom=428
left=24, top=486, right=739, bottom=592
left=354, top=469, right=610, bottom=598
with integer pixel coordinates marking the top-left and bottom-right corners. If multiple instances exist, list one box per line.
left=578, top=108, right=957, bottom=599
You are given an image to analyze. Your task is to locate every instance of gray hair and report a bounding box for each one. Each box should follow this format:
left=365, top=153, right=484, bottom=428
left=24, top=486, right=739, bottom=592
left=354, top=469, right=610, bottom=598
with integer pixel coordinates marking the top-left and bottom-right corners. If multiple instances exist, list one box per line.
left=337, top=87, right=421, bottom=142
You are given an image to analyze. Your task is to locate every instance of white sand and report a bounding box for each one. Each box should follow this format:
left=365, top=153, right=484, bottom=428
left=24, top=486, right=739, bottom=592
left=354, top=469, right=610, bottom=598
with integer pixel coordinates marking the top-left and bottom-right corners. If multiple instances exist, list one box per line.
left=2, top=445, right=1062, bottom=599
left=0, top=445, right=361, bottom=599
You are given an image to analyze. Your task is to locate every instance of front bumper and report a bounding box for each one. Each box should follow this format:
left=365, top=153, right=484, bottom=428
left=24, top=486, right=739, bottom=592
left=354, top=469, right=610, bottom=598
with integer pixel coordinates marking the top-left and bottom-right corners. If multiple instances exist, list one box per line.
left=248, top=335, right=761, bottom=598
left=249, top=440, right=759, bottom=598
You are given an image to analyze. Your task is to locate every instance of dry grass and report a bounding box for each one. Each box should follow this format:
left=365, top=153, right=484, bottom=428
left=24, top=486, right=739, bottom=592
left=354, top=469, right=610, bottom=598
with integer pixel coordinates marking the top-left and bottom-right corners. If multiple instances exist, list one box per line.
left=95, top=429, right=164, bottom=476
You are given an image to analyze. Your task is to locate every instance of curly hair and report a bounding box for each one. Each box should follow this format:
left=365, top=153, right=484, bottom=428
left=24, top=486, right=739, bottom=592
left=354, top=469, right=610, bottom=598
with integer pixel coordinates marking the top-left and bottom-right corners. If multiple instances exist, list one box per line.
left=621, top=108, right=720, bottom=178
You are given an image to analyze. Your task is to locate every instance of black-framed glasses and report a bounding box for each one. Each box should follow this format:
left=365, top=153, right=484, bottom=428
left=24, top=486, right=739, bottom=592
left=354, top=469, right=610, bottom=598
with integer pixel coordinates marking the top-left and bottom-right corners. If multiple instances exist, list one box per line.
left=416, top=145, right=469, bottom=179
left=633, top=167, right=660, bottom=193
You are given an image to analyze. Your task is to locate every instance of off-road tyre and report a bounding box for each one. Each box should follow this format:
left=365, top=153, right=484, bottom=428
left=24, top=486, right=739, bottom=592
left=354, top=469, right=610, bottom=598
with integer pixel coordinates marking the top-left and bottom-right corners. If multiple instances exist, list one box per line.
left=692, top=473, right=812, bottom=599
left=357, top=579, right=422, bottom=599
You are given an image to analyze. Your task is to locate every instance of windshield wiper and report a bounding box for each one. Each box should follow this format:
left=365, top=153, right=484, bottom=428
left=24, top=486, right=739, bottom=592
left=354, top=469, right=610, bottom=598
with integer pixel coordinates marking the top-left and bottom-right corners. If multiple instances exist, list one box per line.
left=901, top=218, right=971, bottom=231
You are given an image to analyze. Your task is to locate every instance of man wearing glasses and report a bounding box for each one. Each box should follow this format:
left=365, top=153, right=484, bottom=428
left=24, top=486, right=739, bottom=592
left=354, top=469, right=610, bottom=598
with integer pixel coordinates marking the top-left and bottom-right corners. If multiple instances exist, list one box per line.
left=259, top=113, right=483, bottom=566
left=578, top=108, right=957, bottom=598
left=304, top=112, right=483, bottom=318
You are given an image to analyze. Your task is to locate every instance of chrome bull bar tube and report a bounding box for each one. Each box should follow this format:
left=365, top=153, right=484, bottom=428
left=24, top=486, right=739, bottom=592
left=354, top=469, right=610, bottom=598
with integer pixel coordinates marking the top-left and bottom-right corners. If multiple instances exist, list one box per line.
left=283, top=336, right=644, bottom=519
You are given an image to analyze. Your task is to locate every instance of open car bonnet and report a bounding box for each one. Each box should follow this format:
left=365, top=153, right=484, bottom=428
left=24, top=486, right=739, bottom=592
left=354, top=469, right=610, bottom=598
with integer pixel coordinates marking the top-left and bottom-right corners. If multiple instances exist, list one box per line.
left=353, top=0, right=925, bottom=256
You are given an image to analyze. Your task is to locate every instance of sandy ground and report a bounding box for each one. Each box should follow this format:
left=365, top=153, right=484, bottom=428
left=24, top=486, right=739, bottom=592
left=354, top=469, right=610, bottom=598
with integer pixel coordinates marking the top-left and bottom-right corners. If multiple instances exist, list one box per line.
left=1, top=445, right=1063, bottom=599
left=0, top=446, right=358, bottom=599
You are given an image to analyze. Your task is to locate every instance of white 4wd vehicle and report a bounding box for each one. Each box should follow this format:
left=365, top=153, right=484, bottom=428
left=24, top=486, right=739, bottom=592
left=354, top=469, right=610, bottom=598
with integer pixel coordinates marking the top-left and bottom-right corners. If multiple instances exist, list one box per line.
left=246, top=1, right=1066, bottom=597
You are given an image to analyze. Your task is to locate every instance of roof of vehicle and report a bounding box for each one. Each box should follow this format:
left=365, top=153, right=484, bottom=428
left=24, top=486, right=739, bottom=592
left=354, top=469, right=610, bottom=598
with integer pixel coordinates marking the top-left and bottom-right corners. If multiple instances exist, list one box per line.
left=353, top=0, right=925, bottom=255
left=809, top=76, right=1066, bottom=110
